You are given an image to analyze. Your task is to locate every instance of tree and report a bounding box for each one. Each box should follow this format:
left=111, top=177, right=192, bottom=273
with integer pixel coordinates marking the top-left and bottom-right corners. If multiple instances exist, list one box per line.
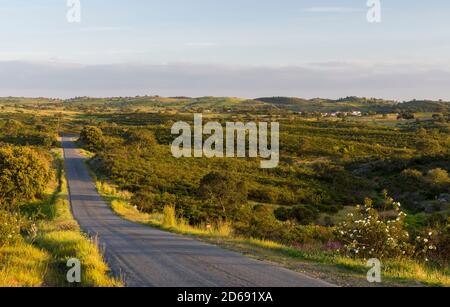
left=3, top=119, right=23, bottom=136
left=274, top=205, right=319, bottom=225
left=79, top=126, right=104, bottom=151
left=0, top=146, right=51, bottom=209
left=274, top=207, right=290, bottom=222
left=125, top=129, right=157, bottom=154
left=416, top=138, right=442, bottom=155
left=425, top=168, right=450, bottom=195
left=289, top=205, right=320, bottom=225
left=397, top=112, right=415, bottom=120
left=198, top=171, right=248, bottom=220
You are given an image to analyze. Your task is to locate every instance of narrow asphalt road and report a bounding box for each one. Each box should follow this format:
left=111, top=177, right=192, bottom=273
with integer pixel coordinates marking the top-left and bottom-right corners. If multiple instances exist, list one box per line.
left=62, top=135, right=333, bottom=287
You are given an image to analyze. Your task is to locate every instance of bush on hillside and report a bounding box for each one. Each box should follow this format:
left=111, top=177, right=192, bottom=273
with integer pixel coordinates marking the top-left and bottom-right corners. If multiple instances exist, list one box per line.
left=131, top=189, right=176, bottom=213
left=79, top=126, right=104, bottom=151
left=274, top=204, right=319, bottom=225
left=0, top=146, right=51, bottom=209
left=198, top=172, right=248, bottom=220
left=335, top=197, right=413, bottom=259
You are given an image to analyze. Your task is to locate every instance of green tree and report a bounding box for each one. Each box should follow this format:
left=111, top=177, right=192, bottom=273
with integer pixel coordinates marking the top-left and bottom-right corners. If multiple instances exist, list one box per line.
left=274, top=205, right=319, bottom=225
left=289, top=205, right=319, bottom=225
left=425, top=168, right=450, bottom=195
left=125, top=129, right=157, bottom=154
left=3, top=119, right=23, bottom=136
left=0, top=146, right=51, bottom=209
left=417, top=138, right=442, bottom=155
left=198, top=171, right=248, bottom=220
left=80, top=126, right=104, bottom=151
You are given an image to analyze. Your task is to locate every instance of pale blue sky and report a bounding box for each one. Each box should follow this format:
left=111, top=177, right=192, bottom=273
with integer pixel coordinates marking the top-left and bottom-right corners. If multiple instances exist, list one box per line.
left=1, top=0, right=450, bottom=99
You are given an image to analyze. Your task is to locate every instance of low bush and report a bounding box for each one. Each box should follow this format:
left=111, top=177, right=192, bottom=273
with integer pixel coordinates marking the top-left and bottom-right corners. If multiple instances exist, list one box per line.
left=335, top=198, right=413, bottom=259
left=414, top=220, right=450, bottom=265
left=287, top=225, right=336, bottom=245
left=274, top=204, right=319, bottom=225
left=79, top=126, right=104, bottom=151
left=131, top=189, right=177, bottom=213
left=0, top=146, right=52, bottom=209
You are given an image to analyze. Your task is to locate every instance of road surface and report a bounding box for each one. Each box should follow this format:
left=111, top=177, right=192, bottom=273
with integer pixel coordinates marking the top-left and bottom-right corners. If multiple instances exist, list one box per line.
left=62, top=135, right=333, bottom=287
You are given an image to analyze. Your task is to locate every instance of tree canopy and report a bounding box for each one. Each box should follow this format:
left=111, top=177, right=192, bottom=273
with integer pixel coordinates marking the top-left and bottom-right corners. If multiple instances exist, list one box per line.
left=0, top=146, right=51, bottom=209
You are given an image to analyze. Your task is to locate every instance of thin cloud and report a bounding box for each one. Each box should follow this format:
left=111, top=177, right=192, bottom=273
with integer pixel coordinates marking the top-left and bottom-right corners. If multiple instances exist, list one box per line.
left=0, top=61, right=449, bottom=101
left=78, top=26, right=130, bottom=32
left=185, top=42, right=216, bottom=48
left=303, top=7, right=362, bottom=13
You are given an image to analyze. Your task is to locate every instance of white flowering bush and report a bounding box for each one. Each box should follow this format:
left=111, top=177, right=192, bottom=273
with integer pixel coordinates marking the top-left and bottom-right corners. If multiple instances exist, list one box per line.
left=414, top=231, right=438, bottom=262
left=0, top=210, right=22, bottom=247
left=335, top=198, right=413, bottom=259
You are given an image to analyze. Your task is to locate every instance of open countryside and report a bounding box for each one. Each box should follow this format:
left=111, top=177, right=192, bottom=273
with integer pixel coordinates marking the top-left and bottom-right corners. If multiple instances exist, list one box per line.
left=0, top=96, right=449, bottom=287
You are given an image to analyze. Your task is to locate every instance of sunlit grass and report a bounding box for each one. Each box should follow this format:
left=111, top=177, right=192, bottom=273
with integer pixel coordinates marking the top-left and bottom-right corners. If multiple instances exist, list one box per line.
left=0, top=243, right=49, bottom=287
left=0, top=155, right=122, bottom=287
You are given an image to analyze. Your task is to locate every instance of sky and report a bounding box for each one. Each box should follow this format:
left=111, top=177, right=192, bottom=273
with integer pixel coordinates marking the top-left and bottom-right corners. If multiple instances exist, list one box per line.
left=1, top=0, right=450, bottom=100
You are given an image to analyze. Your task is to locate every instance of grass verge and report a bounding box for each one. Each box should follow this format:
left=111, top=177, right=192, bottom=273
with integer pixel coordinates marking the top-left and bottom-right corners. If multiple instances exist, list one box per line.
left=0, top=151, right=121, bottom=287
left=90, top=170, right=450, bottom=287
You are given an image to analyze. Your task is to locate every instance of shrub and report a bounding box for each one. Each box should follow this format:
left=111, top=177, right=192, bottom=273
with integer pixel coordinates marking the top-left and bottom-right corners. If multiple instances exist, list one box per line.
left=0, top=210, right=22, bottom=247
left=274, top=207, right=290, bottom=222
left=425, top=168, right=450, bottom=187
left=435, top=223, right=450, bottom=264
left=235, top=205, right=287, bottom=242
left=287, top=225, right=336, bottom=245
left=289, top=205, right=319, bottom=225
left=400, top=169, right=423, bottom=189
left=79, top=126, right=104, bottom=151
left=131, top=189, right=177, bottom=214
left=0, top=146, right=51, bottom=209
left=274, top=205, right=319, bottom=225
left=249, top=187, right=278, bottom=203
left=3, top=119, right=23, bottom=136
left=198, top=172, right=248, bottom=220
left=131, top=189, right=158, bottom=213
left=414, top=231, right=438, bottom=263
left=335, top=198, right=413, bottom=259
left=125, top=129, right=157, bottom=153
left=415, top=220, right=450, bottom=265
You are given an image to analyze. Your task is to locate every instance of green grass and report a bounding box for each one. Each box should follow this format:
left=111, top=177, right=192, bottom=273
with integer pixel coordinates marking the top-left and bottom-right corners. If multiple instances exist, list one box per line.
left=0, top=153, right=122, bottom=287
left=0, top=243, right=49, bottom=287
left=94, top=176, right=450, bottom=287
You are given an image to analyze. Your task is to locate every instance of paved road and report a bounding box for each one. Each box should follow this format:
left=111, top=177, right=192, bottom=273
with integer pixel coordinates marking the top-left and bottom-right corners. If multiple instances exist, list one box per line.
left=62, top=135, right=333, bottom=287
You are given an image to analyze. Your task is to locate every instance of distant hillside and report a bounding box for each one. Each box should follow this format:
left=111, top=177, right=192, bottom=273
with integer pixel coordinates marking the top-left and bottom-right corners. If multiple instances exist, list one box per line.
left=255, top=96, right=397, bottom=113
left=0, top=97, right=62, bottom=106
left=1, top=95, right=449, bottom=114
left=255, top=96, right=450, bottom=113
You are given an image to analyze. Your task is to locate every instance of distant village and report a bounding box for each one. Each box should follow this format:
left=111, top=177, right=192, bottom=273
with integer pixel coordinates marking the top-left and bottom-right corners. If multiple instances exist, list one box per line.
left=299, top=111, right=363, bottom=118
